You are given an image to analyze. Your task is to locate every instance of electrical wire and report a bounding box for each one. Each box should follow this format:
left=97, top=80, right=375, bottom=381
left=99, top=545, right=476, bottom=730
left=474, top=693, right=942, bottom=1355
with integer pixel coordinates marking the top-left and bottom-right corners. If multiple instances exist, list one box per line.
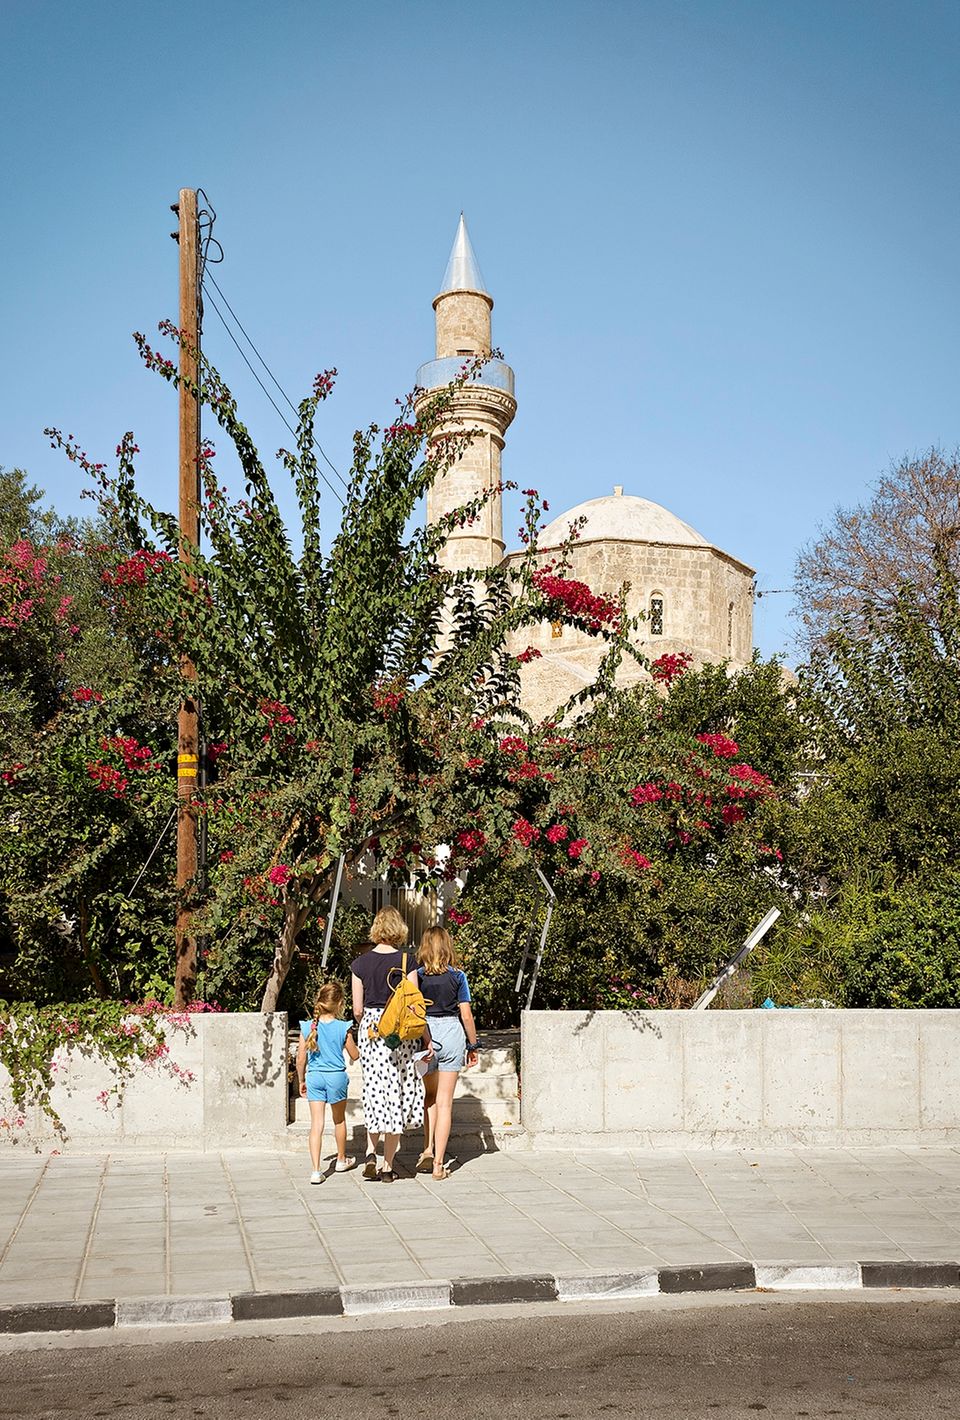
left=201, top=281, right=345, bottom=508
left=190, top=187, right=347, bottom=506
left=203, top=269, right=348, bottom=493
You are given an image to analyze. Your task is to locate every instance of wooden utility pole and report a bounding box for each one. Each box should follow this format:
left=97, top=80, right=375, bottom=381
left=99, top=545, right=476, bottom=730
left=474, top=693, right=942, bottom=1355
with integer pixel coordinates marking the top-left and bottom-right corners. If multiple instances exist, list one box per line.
left=174, top=187, right=200, bottom=1007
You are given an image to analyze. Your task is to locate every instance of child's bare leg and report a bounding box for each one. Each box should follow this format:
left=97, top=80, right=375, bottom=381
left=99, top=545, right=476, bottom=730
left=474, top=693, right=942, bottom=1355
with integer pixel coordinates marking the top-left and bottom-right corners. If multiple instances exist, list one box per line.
left=308, top=1100, right=325, bottom=1171
left=331, top=1100, right=348, bottom=1161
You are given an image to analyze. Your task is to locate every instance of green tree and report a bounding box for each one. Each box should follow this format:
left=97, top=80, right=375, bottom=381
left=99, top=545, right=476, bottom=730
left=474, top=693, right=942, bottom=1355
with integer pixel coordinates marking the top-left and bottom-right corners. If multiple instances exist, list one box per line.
left=49, top=324, right=642, bottom=1010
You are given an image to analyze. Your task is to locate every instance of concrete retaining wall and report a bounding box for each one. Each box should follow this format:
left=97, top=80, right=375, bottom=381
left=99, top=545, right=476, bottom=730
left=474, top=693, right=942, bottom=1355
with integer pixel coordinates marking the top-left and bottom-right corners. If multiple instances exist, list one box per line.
left=1, top=1013, right=288, bottom=1150
left=521, top=1009, right=960, bottom=1148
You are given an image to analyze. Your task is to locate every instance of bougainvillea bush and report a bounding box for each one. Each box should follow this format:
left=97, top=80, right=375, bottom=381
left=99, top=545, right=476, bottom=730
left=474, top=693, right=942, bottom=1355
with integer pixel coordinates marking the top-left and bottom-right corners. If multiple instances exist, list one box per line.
left=0, top=469, right=180, bottom=1003
left=451, top=656, right=796, bottom=1021
left=40, top=324, right=645, bottom=1009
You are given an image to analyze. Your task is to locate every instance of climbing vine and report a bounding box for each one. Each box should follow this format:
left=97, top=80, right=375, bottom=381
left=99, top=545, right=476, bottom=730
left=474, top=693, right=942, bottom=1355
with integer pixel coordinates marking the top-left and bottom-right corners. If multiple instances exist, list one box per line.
left=0, top=999, right=219, bottom=1139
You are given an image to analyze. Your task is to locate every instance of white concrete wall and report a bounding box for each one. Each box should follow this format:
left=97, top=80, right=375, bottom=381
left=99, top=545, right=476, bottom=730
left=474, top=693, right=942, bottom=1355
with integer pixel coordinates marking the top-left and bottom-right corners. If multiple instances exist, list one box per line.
left=0, top=1013, right=289, bottom=1151
left=521, top=1009, right=960, bottom=1148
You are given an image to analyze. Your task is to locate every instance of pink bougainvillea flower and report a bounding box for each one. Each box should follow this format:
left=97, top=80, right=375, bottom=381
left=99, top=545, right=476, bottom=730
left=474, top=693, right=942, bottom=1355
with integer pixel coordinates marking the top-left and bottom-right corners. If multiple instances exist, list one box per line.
left=695, top=732, right=739, bottom=759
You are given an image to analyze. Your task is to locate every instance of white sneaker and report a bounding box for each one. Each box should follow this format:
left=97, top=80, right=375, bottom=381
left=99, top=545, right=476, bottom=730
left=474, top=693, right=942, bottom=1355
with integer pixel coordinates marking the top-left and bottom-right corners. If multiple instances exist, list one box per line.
left=309, top=1170, right=323, bottom=1185
left=335, top=1156, right=356, bottom=1173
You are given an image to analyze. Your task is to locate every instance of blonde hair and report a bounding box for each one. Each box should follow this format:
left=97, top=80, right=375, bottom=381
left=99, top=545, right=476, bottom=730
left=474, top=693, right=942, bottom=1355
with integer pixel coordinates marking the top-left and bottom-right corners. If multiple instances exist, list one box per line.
left=370, top=906, right=409, bottom=948
left=306, top=981, right=344, bottom=1051
left=418, top=925, right=458, bottom=975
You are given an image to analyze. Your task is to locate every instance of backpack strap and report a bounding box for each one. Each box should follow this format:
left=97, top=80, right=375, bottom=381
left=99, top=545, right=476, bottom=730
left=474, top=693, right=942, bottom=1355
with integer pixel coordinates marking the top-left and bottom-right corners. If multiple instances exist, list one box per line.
left=386, top=950, right=410, bottom=995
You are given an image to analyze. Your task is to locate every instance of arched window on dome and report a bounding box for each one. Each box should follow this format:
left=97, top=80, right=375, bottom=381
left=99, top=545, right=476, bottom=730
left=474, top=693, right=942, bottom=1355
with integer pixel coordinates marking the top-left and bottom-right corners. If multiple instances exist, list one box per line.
left=649, top=593, right=664, bottom=637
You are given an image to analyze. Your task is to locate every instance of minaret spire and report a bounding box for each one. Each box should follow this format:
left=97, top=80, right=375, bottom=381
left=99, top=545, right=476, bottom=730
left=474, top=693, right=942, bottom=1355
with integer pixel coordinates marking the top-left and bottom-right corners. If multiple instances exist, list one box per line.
left=438, top=213, right=489, bottom=297
left=415, top=216, right=517, bottom=581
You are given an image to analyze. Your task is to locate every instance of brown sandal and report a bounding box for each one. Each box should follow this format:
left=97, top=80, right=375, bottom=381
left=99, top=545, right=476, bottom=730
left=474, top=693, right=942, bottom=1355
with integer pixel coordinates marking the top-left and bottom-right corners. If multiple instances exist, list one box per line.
left=432, top=1164, right=452, bottom=1180
left=416, top=1151, right=434, bottom=1174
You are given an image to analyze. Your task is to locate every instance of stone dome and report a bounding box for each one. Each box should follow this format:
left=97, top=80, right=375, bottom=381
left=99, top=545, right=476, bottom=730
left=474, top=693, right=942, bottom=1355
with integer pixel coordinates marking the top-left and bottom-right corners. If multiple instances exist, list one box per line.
left=538, top=488, right=710, bottom=550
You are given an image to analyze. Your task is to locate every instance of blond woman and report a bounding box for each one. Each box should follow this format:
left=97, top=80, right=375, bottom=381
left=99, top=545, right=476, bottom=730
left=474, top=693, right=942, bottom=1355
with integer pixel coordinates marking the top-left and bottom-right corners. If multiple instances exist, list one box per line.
left=350, top=907, right=429, bottom=1182
left=415, top=925, right=479, bottom=1180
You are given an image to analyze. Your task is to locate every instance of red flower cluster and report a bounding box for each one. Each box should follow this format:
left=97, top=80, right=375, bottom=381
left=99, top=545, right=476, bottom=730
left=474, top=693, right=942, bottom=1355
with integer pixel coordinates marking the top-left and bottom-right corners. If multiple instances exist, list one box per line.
left=498, top=736, right=528, bottom=756
left=696, top=732, right=739, bottom=759
left=532, top=570, right=620, bottom=630
left=260, top=700, right=296, bottom=745
left=510, top=761, right=540, bottom=781
left=511, top=817, right=540, bottom=846
left=447, top=907, right=472, bottom=927
left=385, top=421, right=417, bottom=442
left=372, top=684, right=404, bottom=716
left=87, top=762, right=127, bottom=798
left=621, top=847, right=652, bottom=871
left=650, top=651, right=692, bottom=684
left=0, top=539, right=49, bottom=629
left=73, top=687, right=103, bottom=704
left=515, top=646, right=542, bottom=664
left=465, top=756, right=484, bottom=772
left=313, top=369, right=337, bottom=398
left=260, top=699, right=295, bottom=727
left=456, top=829, right=487, bottom=854
left=219, top=850, right=235, bottom=863
left=1, top=763, right=24, bottom=785
left=268, top=864, right=292, bottom=887
left=630, top=782, right=663, bottom=806
left=102, top=735, right=156, bottom=773
left=102, top=549, right=171, bottom=588
left=568, top=838, right=589, bottom=860
left=545, top=823, right=569, bottom=844
left=728, top=763, right=772, bottom=791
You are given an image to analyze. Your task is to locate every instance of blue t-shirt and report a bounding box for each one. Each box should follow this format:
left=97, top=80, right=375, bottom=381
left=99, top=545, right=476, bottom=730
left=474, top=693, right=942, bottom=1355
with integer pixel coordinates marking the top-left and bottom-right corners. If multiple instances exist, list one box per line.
left=418, top=967, right=471, bottom=1018
left=300, top=1018, right=351, bottom=1073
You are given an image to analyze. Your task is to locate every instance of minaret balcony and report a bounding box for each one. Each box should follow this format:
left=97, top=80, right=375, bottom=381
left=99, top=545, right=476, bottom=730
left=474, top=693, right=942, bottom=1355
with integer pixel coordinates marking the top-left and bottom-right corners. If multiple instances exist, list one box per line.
left=415, top=356, right=515, bottom=397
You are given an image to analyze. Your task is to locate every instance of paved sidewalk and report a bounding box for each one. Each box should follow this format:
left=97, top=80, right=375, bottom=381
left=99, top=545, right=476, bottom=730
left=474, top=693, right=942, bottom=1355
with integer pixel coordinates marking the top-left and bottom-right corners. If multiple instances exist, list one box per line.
left=2, top=1146, right=960, bottom=1307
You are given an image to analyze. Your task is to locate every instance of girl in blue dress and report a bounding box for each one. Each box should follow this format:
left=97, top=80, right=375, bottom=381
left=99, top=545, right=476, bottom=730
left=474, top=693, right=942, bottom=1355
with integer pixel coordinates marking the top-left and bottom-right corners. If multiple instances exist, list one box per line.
left=296, top=981, right=360, bottom=1184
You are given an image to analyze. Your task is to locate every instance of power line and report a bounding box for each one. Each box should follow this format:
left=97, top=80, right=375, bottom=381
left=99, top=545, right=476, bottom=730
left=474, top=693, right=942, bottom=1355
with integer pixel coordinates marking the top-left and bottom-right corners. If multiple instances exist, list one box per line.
left=201, top=281, right=345, bottom=509
left=202, top=268, right=348, bottom=494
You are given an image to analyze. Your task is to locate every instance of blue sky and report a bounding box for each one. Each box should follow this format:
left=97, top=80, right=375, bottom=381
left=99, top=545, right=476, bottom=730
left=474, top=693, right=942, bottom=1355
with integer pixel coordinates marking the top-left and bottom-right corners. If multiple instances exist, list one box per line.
left=3, top=0, right=958, bottom=663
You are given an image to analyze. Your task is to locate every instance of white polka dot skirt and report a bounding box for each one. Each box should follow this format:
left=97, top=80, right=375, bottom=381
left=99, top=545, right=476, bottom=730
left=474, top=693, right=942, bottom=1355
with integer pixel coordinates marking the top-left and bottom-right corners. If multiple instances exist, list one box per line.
left=358, top=1007, right=424, bottom=1134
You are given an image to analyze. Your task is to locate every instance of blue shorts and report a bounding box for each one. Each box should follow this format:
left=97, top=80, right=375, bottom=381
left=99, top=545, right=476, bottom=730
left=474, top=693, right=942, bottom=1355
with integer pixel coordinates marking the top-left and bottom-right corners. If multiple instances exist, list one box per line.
left=426, top=1015, right=466, bottom=1073
left=306, top=1069, right=349, bottom=1103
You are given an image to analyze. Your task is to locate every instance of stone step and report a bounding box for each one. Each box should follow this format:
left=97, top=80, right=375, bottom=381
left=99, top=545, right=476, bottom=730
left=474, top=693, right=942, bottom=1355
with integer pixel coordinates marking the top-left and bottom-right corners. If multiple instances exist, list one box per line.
left=290, top=1094, right=519, bottom=1133
left=291, top=1069, right=519, bottom=1126
left=288, top=1041, right=518, bottom=1078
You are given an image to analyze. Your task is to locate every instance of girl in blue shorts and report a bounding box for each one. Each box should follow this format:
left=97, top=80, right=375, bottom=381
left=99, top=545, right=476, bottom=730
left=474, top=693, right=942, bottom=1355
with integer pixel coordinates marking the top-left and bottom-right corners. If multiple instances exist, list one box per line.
left=296, top=982, right=360, bottom=1184
left=416, top=926, right=479, bottom=1180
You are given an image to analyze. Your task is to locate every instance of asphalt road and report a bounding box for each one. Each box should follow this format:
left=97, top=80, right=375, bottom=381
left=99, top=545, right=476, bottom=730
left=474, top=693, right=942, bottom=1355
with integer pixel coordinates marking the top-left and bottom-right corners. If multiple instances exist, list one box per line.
left=2, top=1295, right=960, bottom=1419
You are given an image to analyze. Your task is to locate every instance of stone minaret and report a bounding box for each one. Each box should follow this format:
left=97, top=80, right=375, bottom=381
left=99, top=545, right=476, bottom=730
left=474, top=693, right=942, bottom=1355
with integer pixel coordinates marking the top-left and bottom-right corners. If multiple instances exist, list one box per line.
left=415, top=215, right=516, bottom=573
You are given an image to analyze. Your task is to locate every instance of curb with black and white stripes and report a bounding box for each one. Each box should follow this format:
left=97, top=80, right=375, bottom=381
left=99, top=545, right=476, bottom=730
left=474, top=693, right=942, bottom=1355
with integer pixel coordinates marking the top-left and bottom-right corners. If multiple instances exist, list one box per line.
left=2, top=1261, right=958, bottom=1335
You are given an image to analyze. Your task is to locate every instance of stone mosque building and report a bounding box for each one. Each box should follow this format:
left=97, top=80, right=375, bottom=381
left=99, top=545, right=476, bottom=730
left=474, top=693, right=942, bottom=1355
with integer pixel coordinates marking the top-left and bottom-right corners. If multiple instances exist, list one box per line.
left=415, top=217, right=755, bottom=720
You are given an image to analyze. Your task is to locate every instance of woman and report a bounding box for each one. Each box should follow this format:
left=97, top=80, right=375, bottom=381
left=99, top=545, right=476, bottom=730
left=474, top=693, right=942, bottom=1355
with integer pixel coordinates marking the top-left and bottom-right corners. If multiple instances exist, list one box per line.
left=350, top=906, right=428, bottom=1182
left=415, top=925, right=479, bottom=1180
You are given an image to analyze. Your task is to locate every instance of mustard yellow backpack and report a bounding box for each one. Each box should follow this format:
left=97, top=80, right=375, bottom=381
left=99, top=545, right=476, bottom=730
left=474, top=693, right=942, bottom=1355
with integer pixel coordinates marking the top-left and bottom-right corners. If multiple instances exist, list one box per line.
left=374, top=952, right=431, bottom=1049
